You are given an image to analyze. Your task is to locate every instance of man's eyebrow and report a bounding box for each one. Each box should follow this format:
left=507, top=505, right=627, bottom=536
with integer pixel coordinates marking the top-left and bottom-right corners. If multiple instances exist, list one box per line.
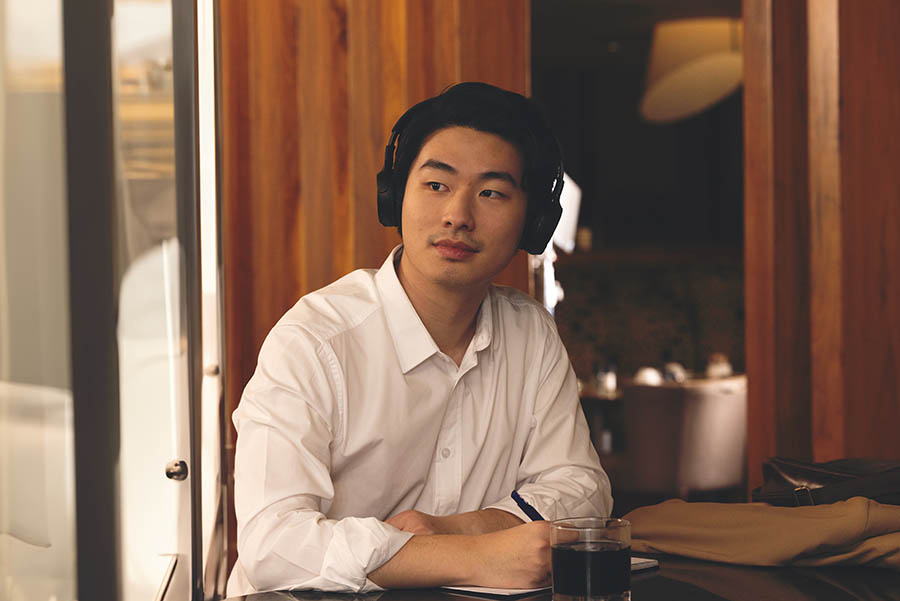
left=479, top=171, right=520, bottom=187
left=419, top=159, right=457, bottom=174
left=419, top=159, right=520, bottom=187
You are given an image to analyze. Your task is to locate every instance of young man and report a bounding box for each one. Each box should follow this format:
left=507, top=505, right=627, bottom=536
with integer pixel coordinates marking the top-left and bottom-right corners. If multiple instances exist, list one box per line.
left=227, top=83, right=611, bottom=595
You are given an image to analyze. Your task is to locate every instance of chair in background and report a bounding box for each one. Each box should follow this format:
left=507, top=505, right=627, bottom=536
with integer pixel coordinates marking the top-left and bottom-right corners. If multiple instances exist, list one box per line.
left=620, top=375, right=747, bottom=500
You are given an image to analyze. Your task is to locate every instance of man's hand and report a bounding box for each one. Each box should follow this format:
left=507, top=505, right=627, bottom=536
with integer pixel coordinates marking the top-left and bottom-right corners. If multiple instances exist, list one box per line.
left=386, top=508, right=524, bottom=536
left=470, top=521, right=552, bottom=588
left=386, top=510, right=445, bottom=535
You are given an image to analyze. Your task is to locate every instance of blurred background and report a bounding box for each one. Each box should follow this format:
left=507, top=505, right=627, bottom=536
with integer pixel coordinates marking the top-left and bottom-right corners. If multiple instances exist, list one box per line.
left=531, top=0, right=744, bottom=382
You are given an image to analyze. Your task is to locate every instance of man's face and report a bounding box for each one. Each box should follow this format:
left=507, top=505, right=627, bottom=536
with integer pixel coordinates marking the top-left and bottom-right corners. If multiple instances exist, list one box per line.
left=399, top=126, right=527, bottom=292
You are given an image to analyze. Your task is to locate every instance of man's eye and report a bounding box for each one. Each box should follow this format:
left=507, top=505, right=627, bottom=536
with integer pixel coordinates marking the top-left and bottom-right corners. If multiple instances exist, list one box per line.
left=427, top=182, right=446, bottom=191
left=479, top=189, right=506, bottom=199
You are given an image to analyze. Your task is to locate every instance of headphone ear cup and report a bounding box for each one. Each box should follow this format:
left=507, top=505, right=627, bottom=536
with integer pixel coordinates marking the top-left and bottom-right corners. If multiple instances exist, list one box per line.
left=377, top=169, right=398, bottom=227
left=521, top=200, right=562, bottom=255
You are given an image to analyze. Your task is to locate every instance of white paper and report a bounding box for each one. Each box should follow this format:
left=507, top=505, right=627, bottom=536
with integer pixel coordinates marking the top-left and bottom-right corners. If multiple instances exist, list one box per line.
left=631, top=556, right=659, bottom=571
left=441, top=585, right=550, bottom=597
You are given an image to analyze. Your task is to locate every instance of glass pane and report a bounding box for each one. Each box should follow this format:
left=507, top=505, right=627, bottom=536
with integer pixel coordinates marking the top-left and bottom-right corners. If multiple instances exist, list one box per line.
left=0, top=0, right=77, bottom=599
left=111, top=1, right=192, bottom=598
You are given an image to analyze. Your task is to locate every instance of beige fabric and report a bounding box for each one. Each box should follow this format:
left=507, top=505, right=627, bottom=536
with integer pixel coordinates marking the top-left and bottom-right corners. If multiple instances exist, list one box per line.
left=625, top=496, right=900, bottom=569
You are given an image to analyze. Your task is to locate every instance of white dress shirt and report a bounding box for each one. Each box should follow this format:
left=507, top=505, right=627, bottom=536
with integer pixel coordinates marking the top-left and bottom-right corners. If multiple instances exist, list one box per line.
left=227, top=246, right=612, bottom=595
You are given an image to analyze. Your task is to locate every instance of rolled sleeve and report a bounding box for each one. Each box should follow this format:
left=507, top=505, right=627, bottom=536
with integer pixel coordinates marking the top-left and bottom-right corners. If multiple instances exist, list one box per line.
left=318, top=517, right=414, bottom=591
left=236, top=502, right=413, bottom=593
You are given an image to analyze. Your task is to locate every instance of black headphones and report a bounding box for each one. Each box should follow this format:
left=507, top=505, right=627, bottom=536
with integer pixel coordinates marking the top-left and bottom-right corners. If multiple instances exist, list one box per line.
left=376, top=89, right=565, bottom=255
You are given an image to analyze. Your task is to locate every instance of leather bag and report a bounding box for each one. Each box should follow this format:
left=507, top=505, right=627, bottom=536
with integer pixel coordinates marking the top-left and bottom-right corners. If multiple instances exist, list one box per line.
left=751, top=457, right=900, bottom=507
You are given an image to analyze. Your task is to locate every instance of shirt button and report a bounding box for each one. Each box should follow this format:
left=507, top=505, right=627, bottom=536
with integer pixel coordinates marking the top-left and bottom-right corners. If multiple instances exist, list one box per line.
left=441, top=448, right=451, bottom=459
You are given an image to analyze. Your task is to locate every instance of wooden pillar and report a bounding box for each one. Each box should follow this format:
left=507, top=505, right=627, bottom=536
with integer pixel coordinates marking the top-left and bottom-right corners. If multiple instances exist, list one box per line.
left=809, top=0, right=900, bottom=460
left=743, top=0, right=812, bottom=491
left=807, top=0, right=843, bottom=461
left=744, top=0, right=900, bottom=488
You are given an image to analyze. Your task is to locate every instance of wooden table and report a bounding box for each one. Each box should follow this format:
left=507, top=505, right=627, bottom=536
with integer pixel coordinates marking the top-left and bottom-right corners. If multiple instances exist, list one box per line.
left=225, top=555, right=900, bottom=601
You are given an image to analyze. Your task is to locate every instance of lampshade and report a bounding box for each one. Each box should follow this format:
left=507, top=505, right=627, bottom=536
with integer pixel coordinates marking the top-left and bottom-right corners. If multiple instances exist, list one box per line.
left=639, top=18, right=743, bottom=124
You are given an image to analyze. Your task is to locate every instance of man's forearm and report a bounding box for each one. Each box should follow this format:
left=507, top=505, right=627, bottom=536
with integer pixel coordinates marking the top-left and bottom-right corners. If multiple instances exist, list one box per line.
left=386, top=507, right=524, bottom=536
left=368, top=521, right=551, bottom=590
left=367, top=534, right=477, bottom=588
left=439, top=508, right=524, bottom=535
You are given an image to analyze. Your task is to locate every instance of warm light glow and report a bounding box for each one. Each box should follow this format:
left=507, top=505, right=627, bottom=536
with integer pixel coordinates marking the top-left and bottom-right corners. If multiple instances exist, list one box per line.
left=640, top=18, right=743, bottom=124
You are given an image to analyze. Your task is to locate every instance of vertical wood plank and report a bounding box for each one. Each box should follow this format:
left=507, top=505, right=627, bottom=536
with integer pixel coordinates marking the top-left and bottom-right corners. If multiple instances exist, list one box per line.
left=837, top=0, right=900, bottom=457
left=406, top=0, right=461, bottom=102
left=296, top=0, right=352, bottom=290
left=771, top=0, right=811, bottom=462
left=234, top=0, right=302, bottom=331
left=347, top=0, right=407, bottom=268
left=743, top=0, right=812, bottom=489
left=218, top=0, right=253, bottom=571
left=458, top=0, right=530, bottom=93
left=807, top=0, right=844, bottom=461
left=742, top=0, right=778, bottom=491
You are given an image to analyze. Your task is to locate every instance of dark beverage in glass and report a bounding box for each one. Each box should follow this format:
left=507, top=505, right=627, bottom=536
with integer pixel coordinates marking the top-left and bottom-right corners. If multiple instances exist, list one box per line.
left=550, top=517, right=631, bottom=601
left=551, top=541, right=630, bottom=598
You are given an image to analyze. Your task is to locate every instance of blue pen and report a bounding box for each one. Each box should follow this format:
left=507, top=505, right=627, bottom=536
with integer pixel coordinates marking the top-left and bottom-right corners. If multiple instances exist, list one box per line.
left=511, top=490, right=545, bottom=521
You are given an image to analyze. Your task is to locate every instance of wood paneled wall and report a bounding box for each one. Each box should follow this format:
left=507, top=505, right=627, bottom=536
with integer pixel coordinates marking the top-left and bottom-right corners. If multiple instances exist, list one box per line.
left=825, top=0, right=900, bottom=458
left=744, top=0, right=900, bottom=489
left=219, top=0, right=530, bottom=566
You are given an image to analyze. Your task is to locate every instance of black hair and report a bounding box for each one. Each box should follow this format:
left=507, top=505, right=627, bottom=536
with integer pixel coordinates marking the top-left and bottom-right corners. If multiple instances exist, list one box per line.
left=389, top=82, right=562, bottom=226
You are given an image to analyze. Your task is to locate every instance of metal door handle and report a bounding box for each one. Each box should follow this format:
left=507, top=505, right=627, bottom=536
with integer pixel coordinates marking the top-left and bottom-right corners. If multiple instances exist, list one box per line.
left=165, top=459, right=189, bottom=481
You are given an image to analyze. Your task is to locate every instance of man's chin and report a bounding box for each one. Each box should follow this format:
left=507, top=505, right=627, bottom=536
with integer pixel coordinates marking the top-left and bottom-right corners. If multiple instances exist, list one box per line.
left=431, top=265, right=497, bottom=291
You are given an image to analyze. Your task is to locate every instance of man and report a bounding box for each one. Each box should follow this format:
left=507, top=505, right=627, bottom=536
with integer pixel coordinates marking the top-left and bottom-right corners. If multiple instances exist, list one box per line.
left=228, top=82, right=612, bottom=595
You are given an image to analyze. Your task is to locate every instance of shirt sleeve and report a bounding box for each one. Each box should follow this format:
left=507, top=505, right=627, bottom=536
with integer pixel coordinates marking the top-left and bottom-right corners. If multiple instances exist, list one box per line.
left=229, top=323, right=413, bottom=595
left=485, top=316, right=613, bottom=522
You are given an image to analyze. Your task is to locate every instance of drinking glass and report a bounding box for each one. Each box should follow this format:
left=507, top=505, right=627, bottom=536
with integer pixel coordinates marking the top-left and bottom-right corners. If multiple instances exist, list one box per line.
left=550, top=517, right=631, bottom=601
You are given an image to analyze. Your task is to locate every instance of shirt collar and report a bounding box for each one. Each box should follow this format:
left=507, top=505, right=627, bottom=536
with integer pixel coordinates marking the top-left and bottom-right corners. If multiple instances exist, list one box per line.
left=375, top=246, right=440, bottom=373
left=375, top=245, right=494, bottom=374
left=472, top=286, right=494, bottom=353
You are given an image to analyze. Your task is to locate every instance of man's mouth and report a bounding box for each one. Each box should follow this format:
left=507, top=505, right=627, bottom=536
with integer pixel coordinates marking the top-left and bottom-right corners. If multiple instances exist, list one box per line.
left=433, top=239, right=479, bottom=259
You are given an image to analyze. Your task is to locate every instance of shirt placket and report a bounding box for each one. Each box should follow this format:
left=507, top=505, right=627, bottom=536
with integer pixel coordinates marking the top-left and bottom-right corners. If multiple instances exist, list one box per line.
left=433, top=374, right=464, bottom=515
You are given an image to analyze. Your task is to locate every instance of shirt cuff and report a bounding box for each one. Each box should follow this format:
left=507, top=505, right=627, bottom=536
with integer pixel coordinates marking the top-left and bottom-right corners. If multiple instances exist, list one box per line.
left=484, top=495, right=535, bottom=524
left=313, top=517, right=414, bottom=592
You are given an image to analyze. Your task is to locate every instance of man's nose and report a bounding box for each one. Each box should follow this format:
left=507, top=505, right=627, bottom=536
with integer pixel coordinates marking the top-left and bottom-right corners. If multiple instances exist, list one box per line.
left=442, top=190, right=475, bottom=231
